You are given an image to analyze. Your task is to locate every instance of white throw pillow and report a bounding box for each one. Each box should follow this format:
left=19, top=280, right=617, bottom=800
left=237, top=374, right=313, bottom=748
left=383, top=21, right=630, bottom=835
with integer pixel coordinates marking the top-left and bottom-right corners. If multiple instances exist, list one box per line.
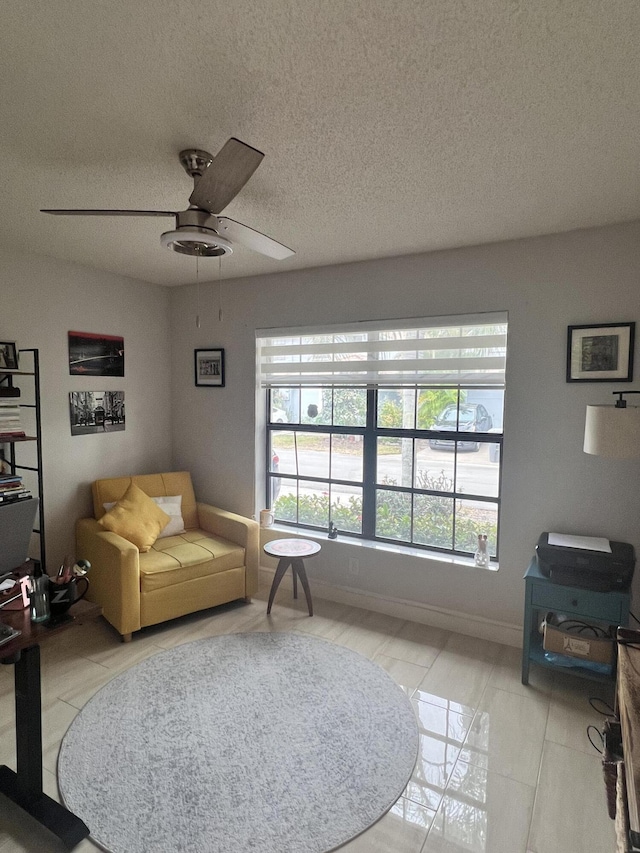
left=103, top=494, right=185, bottom=539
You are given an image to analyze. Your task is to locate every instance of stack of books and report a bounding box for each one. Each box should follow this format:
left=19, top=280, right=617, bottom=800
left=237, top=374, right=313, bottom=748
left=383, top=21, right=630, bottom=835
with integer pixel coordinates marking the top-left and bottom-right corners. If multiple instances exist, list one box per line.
left=0, top=403, right=24, bottom=439
left=0, top=474, right=31, bottom=503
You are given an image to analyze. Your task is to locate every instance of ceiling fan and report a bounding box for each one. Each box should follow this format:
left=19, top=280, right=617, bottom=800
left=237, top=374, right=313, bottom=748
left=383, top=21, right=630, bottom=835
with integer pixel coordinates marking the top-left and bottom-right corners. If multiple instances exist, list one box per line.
left=41, top=138, right=295, bottom=260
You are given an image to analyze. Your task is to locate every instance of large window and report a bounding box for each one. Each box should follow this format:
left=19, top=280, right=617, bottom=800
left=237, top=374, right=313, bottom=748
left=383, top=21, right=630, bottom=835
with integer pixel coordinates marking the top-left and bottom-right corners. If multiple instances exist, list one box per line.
left=258, top=314, right=507, bottom=561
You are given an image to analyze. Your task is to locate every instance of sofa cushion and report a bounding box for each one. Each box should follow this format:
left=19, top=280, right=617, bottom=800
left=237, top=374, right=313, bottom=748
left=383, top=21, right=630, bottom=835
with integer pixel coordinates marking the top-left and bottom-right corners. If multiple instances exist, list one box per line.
left=104, top=495, right=185, bottom=539
left=139, top=528, right=246, bottom=593
left=92, top=472, right=198, bottom=530
left=153, top=496, right=186, bottom=538
left=98, top=483, right=170, bottom=552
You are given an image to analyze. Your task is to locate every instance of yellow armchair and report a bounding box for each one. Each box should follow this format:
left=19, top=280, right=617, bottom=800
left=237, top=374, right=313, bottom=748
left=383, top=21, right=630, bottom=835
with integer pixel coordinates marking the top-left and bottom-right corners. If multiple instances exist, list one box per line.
left=76, top=472, right=258, bottom=641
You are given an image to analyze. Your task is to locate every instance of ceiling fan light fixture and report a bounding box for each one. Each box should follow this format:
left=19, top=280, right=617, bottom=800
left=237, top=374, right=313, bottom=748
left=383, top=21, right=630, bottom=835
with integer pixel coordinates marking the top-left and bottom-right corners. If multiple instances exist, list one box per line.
left=160, top=227, right=233, bottom=257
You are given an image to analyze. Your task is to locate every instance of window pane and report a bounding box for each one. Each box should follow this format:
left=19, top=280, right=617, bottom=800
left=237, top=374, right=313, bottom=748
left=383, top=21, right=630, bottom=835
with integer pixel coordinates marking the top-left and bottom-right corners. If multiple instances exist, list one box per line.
left=376, top=489, right=411, bottom=541
left=298, top=480, right=330, bottom=527
left=424, top=390, right=501, bottom=437
left=272, top=432, right=296, bottom=476
left=331, top=435, right=363, bottom=483
left=414, top=440, right=454, bottom=492
left=417, top=389, right=459, bottom=430
left=413, top=494, right=454, bottom=549
left=468, top=389, right=504, bottom=435
left=333, top=388, right=366, bottom=426
left=330, top=486, right=362, bottom=534
left=297, top=432, right=330, bottom=478
left=377, top=390, right=403, bottom=428
left=456, top=443, right=500, bottom=498
left=273, top=479, right=297, bottom=522
left=302, top=389, right=328, bottom=424
left=377, top=437, right=413, bottom=488
left=281, top=388, right=300, bottom=424
left=455, top=500, right=498, bottom=556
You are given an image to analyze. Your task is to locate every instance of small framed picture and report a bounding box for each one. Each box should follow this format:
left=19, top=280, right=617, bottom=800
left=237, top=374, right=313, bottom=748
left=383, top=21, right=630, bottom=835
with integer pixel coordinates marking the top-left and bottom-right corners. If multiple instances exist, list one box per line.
left=567, top=322, right=635, bottom=382
left=0, top=342, right=19, bottom=371
left=195, top=348, right=225, bottom=387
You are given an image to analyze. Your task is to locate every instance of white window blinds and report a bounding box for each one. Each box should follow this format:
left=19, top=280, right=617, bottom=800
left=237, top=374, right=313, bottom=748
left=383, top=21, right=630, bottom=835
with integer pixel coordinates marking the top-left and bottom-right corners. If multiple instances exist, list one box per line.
left=257, top=312, right=508, bottom=388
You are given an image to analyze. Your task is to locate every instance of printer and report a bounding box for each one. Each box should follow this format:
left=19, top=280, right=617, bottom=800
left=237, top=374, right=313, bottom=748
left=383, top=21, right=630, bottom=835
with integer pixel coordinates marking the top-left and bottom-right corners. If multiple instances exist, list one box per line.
left=536, top=532, right=635, bottom=592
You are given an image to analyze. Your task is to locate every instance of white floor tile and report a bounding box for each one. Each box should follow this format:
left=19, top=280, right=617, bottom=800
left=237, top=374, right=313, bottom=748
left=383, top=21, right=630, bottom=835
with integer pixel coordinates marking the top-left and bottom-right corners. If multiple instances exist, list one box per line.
left=415, top=634, right=499, bottom=714
left=545, top=672, right=615, bottom=757
left=373, top=654, right=430, bottom=695
left=378, top=621, right=450, bottom=668
left=461, top=686, right=549, bottom=787
left=403, top=699, right=473, bottom=811
left=528, top=740, right=615, bottom=852
left=332, top=610, right=405, bottom=659
left=489, top=644, right=554, bottom=698
left=422, top=760, right=535, bottom=852
left=338, top=796, right=435, bottom=851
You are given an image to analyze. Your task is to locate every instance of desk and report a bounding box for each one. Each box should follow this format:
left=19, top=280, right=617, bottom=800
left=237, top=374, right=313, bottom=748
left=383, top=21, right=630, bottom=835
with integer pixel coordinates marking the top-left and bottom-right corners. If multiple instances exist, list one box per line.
left=617, top=628, right=640, bottom=850
left=0, top=599, right=101, bottom=848
left=522, top=558, right=630, bottom=685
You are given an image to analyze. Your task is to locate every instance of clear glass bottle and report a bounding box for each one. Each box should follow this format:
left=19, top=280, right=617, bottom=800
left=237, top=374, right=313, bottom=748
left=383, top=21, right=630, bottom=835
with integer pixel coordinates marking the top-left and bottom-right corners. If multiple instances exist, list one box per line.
left=29, top=563, right=50, bottom=623
left=474, top=534, right=489, bottom=568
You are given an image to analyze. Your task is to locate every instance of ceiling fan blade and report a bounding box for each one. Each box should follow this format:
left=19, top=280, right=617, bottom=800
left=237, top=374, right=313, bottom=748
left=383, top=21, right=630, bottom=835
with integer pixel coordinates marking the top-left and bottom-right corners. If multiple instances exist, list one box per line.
left=41, top=209, right=177, bottom=217
left=216, top=216, right=295, bottom=259
left=189, top=138, right=264, bottom=213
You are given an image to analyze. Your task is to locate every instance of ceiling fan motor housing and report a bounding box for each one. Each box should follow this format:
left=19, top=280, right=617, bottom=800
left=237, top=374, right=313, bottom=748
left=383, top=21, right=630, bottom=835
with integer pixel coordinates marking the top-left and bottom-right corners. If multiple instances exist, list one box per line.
left=161, top=209, right=233, bottom=257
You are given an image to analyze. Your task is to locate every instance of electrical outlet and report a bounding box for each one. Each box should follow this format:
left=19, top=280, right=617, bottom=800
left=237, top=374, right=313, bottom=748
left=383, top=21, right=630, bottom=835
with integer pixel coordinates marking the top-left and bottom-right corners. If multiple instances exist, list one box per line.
left=348, top=558, right=359, bottom=576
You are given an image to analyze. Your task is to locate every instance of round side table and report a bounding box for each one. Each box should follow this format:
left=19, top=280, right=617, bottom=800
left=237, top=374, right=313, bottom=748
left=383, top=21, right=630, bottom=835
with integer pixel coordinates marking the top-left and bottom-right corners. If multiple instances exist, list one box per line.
left=264, top=538, right=320, bottom=617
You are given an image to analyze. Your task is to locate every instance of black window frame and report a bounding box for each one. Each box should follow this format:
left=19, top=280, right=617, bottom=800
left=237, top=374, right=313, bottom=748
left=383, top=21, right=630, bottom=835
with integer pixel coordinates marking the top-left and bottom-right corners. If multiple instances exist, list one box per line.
left=266, top=386, right=503, bottom=562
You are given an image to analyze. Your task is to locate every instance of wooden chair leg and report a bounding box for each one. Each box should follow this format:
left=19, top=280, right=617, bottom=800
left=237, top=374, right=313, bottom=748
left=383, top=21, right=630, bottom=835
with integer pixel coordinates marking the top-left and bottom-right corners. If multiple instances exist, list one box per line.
left=121, top=633, right=132, bottom=643
left=267, top=558, right=290, bottom=614
left=293, top=559, right=313, bottom=616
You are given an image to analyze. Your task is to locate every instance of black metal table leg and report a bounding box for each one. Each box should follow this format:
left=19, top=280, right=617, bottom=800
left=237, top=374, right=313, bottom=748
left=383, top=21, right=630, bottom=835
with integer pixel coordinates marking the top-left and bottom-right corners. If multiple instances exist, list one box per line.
left=15, top=645, right=43, bottom=802
left=0, top=644, right=90, bottom=849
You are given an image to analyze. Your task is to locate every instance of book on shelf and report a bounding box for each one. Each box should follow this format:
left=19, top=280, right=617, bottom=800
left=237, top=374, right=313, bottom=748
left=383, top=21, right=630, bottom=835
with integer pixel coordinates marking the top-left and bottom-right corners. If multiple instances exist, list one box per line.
left=0, top=490, right=31, bottom=503
left=0, top=475, right=22, bottom=486
left=0, top=484, right=26, bottom=496
left=0, top=402, right=23, bottom=438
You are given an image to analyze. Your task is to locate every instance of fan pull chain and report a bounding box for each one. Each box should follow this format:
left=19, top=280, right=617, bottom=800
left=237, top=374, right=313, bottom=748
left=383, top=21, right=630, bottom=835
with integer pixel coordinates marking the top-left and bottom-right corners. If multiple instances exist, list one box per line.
left=195, top=255, right=201, bottom=329
left=218, top=255, right=223, bottom=322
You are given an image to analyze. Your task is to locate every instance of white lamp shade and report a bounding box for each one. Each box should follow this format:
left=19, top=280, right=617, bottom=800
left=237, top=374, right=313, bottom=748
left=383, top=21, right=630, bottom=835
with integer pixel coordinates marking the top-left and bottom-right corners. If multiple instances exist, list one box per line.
left=584, top=405, right=640, bottom=458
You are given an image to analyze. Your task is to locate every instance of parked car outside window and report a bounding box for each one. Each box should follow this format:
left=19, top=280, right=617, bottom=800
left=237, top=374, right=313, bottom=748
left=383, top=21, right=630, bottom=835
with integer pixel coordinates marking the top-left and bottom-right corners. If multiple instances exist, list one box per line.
left=271, top=407, right=289, bottom=423
left=271, top=450, right=281, bottom=501
left=429, top=403, right=493, bottom=452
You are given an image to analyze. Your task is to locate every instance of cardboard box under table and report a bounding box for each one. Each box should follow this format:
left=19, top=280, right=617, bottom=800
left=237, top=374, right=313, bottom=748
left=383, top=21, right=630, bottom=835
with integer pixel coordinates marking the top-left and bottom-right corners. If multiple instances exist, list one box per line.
left=543, top=617, right=616, bottom=666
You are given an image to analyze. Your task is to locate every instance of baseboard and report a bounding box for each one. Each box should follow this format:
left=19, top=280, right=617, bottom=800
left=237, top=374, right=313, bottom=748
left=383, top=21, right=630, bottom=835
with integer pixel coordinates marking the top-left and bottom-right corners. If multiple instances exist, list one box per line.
left=259, top=565, right=522, bottom=648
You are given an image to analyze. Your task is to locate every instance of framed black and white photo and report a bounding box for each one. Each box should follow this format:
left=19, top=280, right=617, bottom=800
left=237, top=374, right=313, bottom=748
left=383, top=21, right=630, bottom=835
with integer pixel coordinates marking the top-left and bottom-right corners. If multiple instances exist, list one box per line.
left=69, top=391, right=125, bottom=435
left=0, top=342, right=19, bottom=371
left=567, top=322, right=635, bottom=382
left=195, top=348, right=225, bottom=387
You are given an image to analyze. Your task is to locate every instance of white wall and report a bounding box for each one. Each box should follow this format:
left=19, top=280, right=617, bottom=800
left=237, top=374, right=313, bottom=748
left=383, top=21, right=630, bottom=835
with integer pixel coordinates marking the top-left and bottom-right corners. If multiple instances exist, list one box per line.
left=170, top=221, right=640, bottom=627
left=1, top=252, right=172, bottom=570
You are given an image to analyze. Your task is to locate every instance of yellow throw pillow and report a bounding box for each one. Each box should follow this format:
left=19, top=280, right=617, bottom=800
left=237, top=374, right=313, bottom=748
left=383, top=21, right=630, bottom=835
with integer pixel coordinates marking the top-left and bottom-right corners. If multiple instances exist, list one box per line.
left=98, top=482, right=171, bottom=552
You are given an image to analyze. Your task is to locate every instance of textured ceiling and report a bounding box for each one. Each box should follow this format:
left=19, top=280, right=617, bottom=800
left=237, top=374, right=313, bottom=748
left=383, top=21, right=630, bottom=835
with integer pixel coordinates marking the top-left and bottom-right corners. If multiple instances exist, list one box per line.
left=1, top=1, right=639, bottom=287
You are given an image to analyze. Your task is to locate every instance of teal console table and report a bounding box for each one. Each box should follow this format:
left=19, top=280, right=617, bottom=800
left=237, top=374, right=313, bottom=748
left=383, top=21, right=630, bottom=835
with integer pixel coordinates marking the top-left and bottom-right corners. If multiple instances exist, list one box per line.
left=522, top=557, right=631, bottom=685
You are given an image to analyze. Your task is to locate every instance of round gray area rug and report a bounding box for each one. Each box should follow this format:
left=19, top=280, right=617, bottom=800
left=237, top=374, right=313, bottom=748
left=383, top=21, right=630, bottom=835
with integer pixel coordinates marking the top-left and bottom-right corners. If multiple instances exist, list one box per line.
left=58, top=632, right=418, bottom=853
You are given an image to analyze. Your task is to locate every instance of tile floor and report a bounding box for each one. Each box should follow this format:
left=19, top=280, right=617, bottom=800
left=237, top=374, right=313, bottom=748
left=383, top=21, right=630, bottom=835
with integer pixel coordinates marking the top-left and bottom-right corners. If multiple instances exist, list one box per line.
left=0, top=585, right=616, bottom=853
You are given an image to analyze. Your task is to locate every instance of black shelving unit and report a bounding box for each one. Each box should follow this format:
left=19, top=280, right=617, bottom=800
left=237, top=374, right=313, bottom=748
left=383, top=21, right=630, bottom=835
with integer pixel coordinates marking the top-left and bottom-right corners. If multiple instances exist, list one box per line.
left=0, top=348, right=45, bottom=571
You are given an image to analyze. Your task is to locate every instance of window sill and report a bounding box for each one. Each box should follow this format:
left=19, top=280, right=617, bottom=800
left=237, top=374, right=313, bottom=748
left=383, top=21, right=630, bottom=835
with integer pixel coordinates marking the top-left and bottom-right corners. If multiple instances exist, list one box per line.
left=261, top=523, right=499, bottom=572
